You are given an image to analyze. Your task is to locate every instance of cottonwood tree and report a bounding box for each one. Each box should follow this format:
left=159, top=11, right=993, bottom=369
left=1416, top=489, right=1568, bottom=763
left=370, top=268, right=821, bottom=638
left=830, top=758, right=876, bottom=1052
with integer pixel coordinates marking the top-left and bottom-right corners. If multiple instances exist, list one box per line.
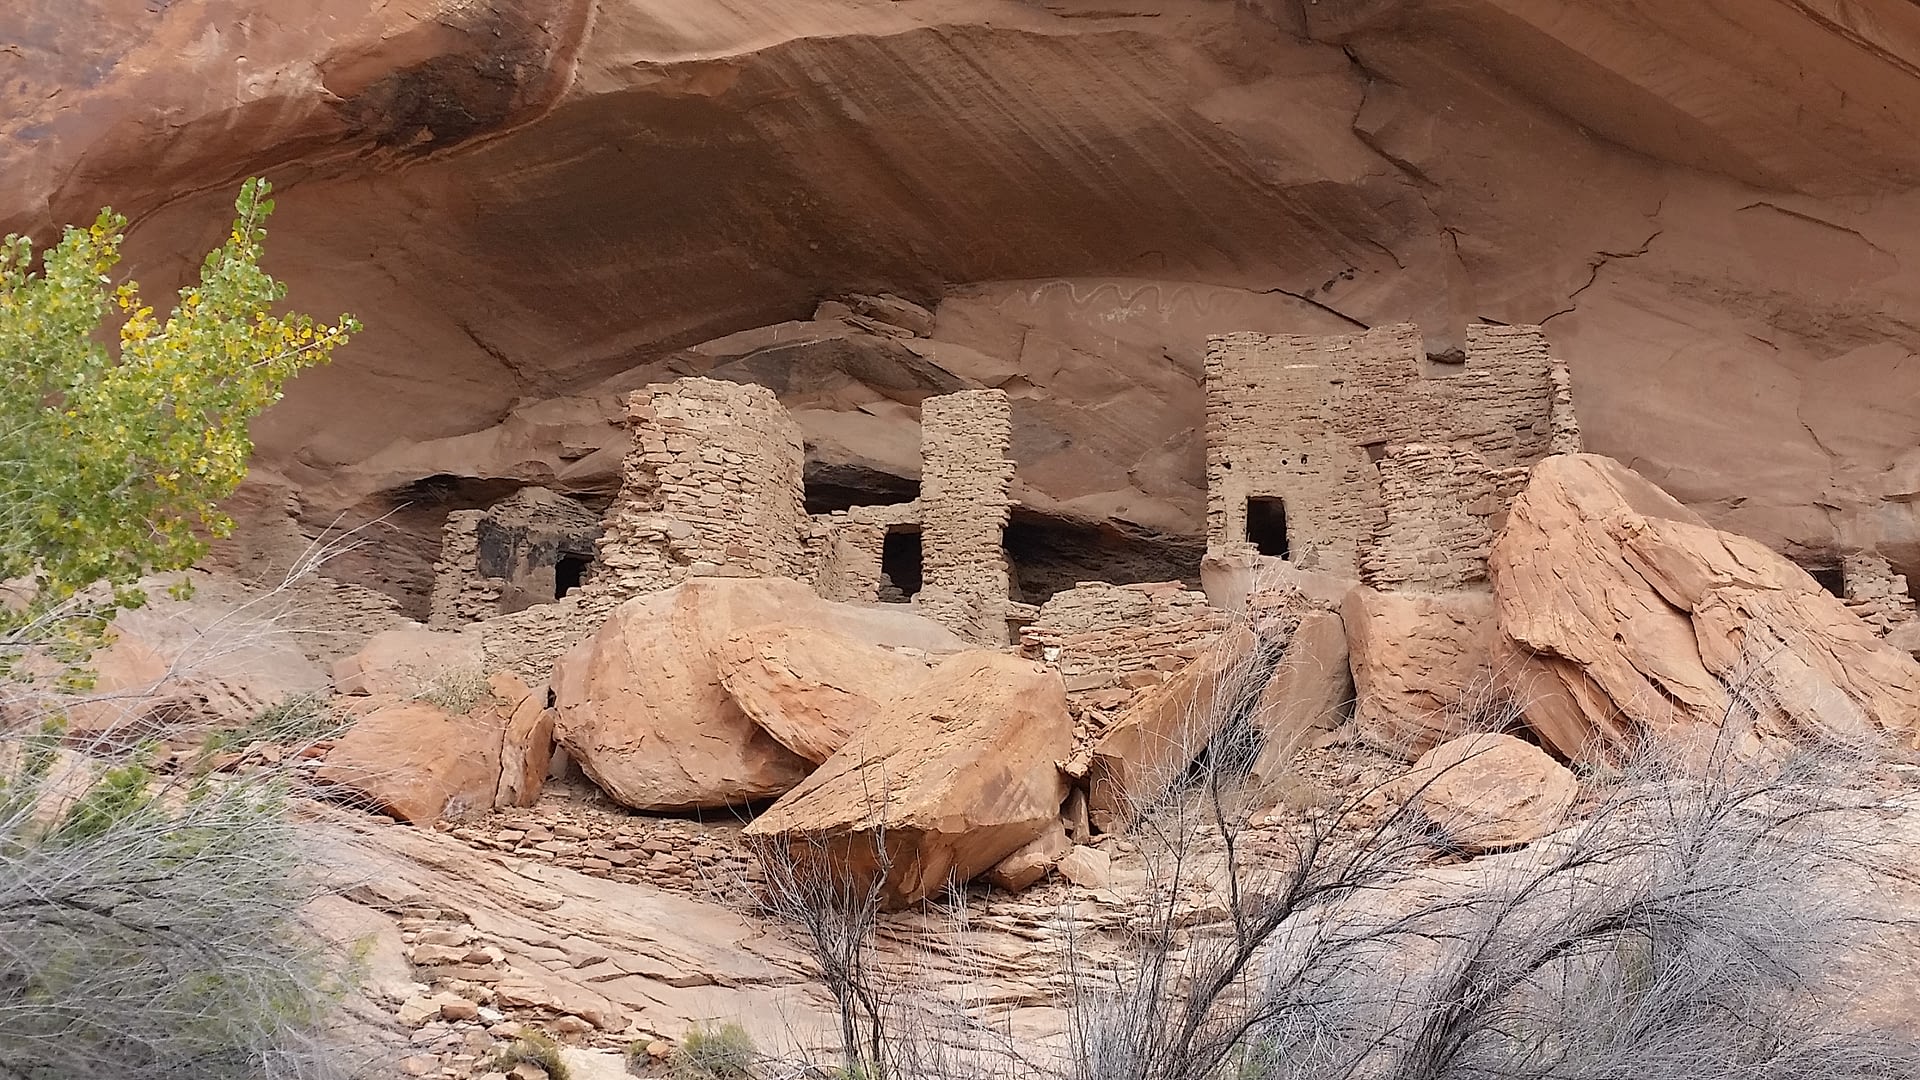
left=0, top=178, right=356, bottom=667
left=0, top=182, right=371, bottom=1078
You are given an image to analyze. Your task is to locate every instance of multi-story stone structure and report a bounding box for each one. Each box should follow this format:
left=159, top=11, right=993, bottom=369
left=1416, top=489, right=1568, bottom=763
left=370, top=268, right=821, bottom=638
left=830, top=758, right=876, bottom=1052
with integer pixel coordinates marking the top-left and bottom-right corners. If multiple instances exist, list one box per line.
left=1204, top=322, right=1576, bottom=587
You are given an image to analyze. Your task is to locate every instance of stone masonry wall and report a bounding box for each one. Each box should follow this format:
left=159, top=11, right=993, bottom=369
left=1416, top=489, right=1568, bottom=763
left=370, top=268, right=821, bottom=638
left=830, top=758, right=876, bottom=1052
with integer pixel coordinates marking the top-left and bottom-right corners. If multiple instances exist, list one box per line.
left=917, top=390, right=1015, bottom=644
left=812, top=501, right=921, bottom=604
left=1018, top=581, right=1228, bottom=766
left=1205, top=322, right=1564, bottom=580
left=428, top=510, right=501, bottom=628
left=593, top=378, right=814, bottom=599
left=1362, top=445, right=1520, bottom=592
left=1842, top=552, right=1919, bottom=636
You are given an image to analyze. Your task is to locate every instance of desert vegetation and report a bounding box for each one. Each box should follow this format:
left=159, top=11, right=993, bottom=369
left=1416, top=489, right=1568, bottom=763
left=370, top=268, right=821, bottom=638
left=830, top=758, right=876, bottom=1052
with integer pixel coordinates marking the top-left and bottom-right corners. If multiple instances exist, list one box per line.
left=740, top=635, right=1920, bottom=1080
left=0, top=181, right=362, bottom=1078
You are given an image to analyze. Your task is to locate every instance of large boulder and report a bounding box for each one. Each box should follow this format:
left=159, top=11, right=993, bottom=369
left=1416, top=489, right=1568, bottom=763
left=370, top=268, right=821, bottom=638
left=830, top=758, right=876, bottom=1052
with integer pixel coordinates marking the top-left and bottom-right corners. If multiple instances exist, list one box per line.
left=1086, top=626, right=1261, bottom=830
left=317, top=674, right=554, bottom=825
left=743, top=651, right=1071, bottom=909
left=713, top=624, right=929, bottom=765
left=1380, top=733, right=1578, bottom=852
left=552, top=577, right=964, bottom=811
left=1344, top=588, right=1496, bottom=759
left=1492, top=455, right=1920, bottom=759
left=332, top=625, right=486, bottom=697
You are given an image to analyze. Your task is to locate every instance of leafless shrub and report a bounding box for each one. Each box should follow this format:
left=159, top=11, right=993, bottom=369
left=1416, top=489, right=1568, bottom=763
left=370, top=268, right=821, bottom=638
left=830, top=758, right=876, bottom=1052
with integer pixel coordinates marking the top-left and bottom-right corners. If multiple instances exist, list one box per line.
left=1066, top=661, right=1920, bottom=1080
left=744, top=779, right=1035, bottom=1080
left=0, top=528, right=386, bottom=1079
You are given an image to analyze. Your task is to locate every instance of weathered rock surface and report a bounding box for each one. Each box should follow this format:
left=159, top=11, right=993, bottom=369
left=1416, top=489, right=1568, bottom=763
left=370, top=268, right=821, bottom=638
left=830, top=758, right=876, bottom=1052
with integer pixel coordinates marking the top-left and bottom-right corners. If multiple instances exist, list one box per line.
left=1491, top=454, right=1920, bottom=759
left=17, top=2, right=1920, bottom=610
left=52, top=587, right=326, bottom=743
left=301, top=802, right=847, bottom=1056
left=1086, top=626, right=1261, bottom=829
left=332, top=626, right=487, bottom=697
left=1344, top=589, right=1495, bottom=759
left=1382, top=733, right=1578, bottom=852
left=551, top=577, right=963, bottom=810
left=744, top=651, right=1071, bottom=909
left=1249, top=610, right=1353, bottom=783
left=713, top=623, right=929, bottom=765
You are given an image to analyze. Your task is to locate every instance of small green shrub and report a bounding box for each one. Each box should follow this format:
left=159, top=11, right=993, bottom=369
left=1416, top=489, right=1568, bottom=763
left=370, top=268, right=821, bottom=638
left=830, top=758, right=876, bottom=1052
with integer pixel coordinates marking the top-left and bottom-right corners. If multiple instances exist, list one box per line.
left=413, top=669, right=493, bottom=715
left=671, top=1022, right=756, bottom=1080
left=488, top=1030, right=572, bottom=1080
left=216, top=692, right=350, bottom=749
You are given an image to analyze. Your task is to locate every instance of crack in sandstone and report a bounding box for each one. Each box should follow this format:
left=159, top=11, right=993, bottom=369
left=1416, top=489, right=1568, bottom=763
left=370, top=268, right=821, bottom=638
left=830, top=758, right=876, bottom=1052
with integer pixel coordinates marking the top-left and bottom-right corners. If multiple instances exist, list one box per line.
left=1540, top=207, right=1666, bottom=328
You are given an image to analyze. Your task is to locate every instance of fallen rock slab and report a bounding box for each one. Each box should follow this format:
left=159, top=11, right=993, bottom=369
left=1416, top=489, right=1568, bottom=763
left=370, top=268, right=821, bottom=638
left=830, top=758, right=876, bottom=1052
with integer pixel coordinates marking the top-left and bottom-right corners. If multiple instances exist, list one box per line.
left=983, top=819, right=1071, bottom=891
left=1381, top=733, right=1578, bottom=851
left=1086, top=625, right=1261, bottom=830
left=1249, top=609, right=1353, bottom=783
left=1344, top=588, right=1495, bottom=759
left=714, top=623, right=929, bottom=764
left=317, top=675, right=553, bottom=824
left=744, top=651, right=1071, bottom=909
left=316, top=702, right=505, bottom=825
left=1491, top=454, right=1920, bottom=759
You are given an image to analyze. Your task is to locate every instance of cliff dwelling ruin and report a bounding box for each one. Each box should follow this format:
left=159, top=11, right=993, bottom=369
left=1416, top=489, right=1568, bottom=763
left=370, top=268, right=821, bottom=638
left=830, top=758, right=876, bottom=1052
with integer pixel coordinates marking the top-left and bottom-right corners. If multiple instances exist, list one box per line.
left=423, top=318, right=1920, bottom=699
left=1204, top=322, right=1580, bottom=588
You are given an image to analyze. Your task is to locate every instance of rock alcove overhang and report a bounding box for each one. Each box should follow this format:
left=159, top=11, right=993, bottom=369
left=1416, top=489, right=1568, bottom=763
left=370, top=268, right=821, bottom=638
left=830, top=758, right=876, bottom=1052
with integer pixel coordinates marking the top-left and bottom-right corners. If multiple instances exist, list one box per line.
left=9, top=0, right=1920, bottom=596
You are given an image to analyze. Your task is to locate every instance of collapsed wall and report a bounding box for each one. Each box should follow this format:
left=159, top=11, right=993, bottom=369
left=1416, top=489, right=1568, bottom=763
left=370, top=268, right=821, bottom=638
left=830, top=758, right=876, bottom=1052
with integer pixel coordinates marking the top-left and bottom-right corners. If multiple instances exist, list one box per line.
left=1841, top=552, right=1920, bottom=638
left=427, top=487, right=602, bottom=627
left=1017, top=581, right=1228, bottom=766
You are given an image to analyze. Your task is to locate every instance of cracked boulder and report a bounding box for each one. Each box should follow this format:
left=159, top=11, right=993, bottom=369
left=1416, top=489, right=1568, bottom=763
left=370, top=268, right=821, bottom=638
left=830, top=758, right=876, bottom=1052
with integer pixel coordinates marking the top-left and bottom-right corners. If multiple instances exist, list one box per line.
left=551, top=577, right=964, bottom=811
left=713, top=623, right=930, bottom=765
left=316, top=673, right=553, bottom=825
left=744, top=651, right=1072, bottom=909
left=1491, top=454, right=1920, bottom=760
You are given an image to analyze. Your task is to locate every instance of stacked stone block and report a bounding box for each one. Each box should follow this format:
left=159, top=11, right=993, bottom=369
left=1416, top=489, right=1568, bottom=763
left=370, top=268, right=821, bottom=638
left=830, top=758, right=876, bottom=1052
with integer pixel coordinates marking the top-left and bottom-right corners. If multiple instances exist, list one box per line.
left=916, top=390, right=1016, bottom=644
left=1204, top=321, right=1568, bottom=581
left=1363, top=444, right=1500, bottom=592
left=428, top=510, right=501, bottom=627
left=593, top=378, right=814, bottom=599
left=811, top=501, right=922, bottom=603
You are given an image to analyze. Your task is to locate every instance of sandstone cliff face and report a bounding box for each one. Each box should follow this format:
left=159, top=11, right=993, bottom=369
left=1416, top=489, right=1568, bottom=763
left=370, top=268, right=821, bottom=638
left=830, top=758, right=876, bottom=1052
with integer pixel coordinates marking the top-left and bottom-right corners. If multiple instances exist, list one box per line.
left=11, top=0, right=1920, bottom=600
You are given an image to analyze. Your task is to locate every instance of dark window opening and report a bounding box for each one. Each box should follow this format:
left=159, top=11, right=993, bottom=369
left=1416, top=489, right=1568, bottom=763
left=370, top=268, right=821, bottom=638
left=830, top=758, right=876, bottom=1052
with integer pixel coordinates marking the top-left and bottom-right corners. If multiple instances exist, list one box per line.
left=1247, top=497, right=1290, bottom=559
left=1808, top=565, right=1845, bottom=598
left=555, top=553, right=590, bottom=598
left=1362, top=440, right=1389, bottom=464
left=881, top=528, right=923, bottom=600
